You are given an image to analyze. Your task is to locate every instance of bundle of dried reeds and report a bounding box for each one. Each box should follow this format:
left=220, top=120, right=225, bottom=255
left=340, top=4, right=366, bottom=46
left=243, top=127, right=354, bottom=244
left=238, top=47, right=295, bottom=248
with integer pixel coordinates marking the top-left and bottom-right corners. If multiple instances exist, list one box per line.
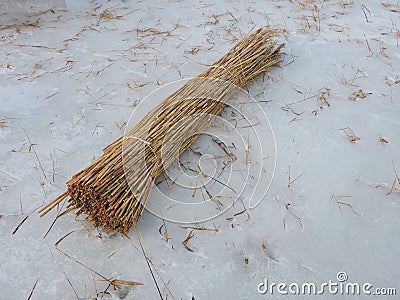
left=39, top=27, right=284, bottom=233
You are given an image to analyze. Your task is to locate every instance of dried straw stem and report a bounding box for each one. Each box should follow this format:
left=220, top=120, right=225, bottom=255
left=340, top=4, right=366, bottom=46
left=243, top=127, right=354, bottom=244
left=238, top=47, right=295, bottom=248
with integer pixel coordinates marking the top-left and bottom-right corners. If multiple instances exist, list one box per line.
left=39, top=27, right=284, bottom=233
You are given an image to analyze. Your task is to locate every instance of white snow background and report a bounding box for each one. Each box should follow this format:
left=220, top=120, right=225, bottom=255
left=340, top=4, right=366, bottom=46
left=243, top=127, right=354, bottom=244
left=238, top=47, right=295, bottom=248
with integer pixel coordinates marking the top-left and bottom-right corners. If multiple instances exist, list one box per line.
left=0, top=0, right=399, bottom=299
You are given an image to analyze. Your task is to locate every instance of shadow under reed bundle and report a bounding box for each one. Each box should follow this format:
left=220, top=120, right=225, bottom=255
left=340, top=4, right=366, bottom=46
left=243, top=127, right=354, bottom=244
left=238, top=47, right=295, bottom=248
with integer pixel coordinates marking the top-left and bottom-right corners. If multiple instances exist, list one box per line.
left=39, top=27, right=284, bottom=233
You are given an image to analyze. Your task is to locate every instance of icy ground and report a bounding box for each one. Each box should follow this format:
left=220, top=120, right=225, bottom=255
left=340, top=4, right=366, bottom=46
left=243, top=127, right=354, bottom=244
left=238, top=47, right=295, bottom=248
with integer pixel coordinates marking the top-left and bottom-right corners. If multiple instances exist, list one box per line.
left=1, top=1, right=399, bottom=299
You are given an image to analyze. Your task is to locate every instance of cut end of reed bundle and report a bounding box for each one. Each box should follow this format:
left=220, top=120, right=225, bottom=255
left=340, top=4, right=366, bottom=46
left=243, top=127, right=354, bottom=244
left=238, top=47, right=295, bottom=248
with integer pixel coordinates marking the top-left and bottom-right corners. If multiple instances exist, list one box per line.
left=38, top=26, right=284, bottom=233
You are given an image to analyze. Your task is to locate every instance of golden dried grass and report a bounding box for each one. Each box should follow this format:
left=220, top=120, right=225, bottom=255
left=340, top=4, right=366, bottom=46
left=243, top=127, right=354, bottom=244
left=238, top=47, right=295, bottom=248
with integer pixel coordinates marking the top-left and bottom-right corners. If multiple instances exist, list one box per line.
left=39, top=27, right=284, bottom=233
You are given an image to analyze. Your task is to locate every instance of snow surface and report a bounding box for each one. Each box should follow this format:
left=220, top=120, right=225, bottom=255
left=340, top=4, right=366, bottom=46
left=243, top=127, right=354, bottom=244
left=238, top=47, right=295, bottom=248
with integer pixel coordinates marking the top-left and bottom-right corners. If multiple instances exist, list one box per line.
left=1, top=0, right=399, bottom=299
